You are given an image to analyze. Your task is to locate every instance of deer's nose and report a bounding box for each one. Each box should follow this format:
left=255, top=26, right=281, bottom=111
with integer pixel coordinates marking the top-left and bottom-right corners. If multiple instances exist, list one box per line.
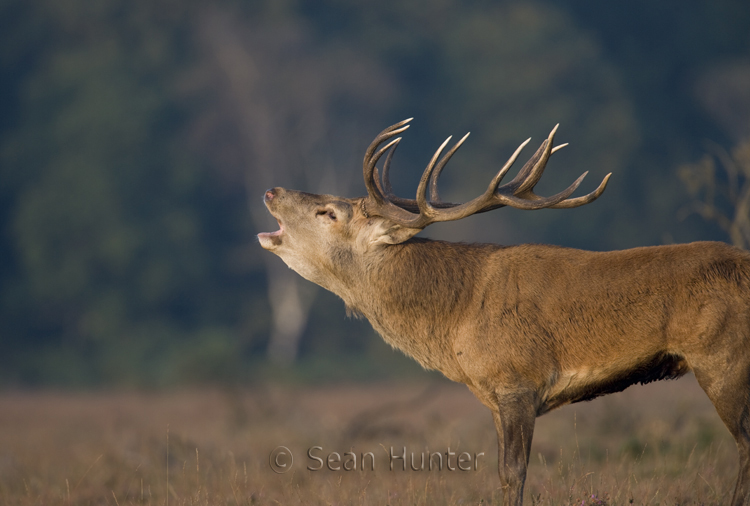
left=264, top=188, right=277, bottom=202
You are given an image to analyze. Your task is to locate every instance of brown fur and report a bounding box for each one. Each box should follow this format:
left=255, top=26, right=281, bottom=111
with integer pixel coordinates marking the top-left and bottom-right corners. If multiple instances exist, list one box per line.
left=258, top=186, right=750, bottom=506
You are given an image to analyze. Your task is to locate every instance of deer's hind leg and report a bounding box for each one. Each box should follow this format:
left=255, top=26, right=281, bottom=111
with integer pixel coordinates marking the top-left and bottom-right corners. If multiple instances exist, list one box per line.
left=693, top=361, right=750, bottom=506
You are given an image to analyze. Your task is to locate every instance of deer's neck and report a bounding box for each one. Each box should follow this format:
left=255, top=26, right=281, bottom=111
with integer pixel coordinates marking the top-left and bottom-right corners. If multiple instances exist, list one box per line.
left=341, top=238, right=496, bottom=379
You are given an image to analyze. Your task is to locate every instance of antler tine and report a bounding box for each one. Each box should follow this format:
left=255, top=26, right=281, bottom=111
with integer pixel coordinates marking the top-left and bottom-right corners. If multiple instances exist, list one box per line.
left=417, top=136, right=453, bottom=216
left=488, top=137, right=532, bottom=193
left=552, top=142, right=569, bottom=154
left=380, top=137, right=400, bottom=197
left=373, top=137, right=402, bottom=196
left=499, top=124, right=558, bottom=196
left=492, top=171, right=588, bottom=210
left=365, top=137, right=403, bottom=205
left=550, top=172, right=612, bottom=208
left=363, top=118, right=411, bottom=207
left=429, top=132, right=470, bottom=202
left=363, top=118, right=412, bottom=168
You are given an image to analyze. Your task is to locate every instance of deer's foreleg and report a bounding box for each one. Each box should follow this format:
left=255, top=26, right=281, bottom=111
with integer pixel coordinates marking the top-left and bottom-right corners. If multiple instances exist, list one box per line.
left=492, top=390, right=537, bottom=506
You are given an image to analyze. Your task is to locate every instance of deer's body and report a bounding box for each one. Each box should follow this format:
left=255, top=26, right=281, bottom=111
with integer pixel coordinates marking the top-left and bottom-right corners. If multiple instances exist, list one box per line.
left=342, top=238, right=749, bottom=409
left=258, top=120, right=750, bottom=505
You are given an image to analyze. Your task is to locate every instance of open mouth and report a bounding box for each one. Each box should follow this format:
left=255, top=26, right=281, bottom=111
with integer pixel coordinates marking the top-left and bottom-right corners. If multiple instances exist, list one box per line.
left=257, top=218, right=284, bottom=249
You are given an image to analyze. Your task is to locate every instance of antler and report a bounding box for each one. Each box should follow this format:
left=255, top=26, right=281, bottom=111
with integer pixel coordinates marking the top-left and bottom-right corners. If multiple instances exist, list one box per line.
left=362, top=119, right=611, bottom=228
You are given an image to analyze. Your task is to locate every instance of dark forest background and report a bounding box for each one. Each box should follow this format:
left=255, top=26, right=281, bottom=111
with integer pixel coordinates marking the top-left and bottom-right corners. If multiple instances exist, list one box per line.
left=1, top=0, right=748, bottom=387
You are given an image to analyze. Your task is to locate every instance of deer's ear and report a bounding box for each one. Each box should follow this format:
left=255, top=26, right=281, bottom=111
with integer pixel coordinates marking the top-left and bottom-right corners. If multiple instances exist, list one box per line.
left=371, top=224, right=422, bottom=245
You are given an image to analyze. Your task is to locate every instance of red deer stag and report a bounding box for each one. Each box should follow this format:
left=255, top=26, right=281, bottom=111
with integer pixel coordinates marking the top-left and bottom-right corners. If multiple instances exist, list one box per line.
left=258, top=119, right=750, bottom=506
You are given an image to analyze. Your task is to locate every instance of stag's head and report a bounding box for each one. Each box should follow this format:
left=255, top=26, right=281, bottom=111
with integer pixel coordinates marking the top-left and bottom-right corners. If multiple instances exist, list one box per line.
left=258, top=119, right=611, bottom=284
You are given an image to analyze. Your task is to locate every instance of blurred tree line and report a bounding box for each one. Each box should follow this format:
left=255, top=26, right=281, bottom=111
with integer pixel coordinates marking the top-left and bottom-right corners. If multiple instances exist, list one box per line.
left=0, top=0, right=748, bottom=386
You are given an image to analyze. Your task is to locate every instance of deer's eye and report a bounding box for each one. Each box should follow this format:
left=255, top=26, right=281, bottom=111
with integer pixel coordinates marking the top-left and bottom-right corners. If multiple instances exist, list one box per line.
left=316, top=209, right=337, bottom=221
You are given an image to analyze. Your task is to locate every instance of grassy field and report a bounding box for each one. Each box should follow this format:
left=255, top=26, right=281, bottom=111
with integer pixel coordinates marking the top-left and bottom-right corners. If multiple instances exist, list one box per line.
left=0, top=374, right=738, bottom=505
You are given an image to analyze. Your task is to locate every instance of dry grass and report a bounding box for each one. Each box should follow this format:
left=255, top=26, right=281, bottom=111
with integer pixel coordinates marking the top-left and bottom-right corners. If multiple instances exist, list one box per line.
left=0, top=374, right=737, bottom=505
